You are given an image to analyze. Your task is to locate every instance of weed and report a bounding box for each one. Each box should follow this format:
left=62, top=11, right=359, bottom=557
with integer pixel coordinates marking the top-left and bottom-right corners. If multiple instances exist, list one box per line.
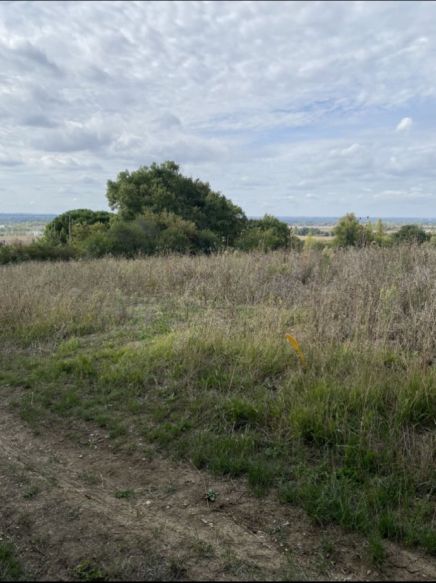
left=190, top=538, right=215, bottom=559
left=168, top=558, right=187, bottom=580
left=223, top=397, right=261, bottom=430
left=73, top=560, right=107, bottom=581
left=22, top=485, right=40, bottom=500
left=221, top=549, right=261, bottom=578
left=114, top=490, right=135, bottom=499
left=319, top=536, right=334, bottom=559
left=367, top=533, right=386, bottom=567
left=0, top=541, right=24, bottom=581
left=281, top=553, right=307, bottom=581
left=206, top=488, right=217, bottom=502
left=79, top=472, right=101, bottom=486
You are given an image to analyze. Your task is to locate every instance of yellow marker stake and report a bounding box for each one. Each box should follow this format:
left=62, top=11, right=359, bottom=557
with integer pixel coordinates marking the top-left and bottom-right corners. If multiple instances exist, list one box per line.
left=285, top=333, right=306, bottom=367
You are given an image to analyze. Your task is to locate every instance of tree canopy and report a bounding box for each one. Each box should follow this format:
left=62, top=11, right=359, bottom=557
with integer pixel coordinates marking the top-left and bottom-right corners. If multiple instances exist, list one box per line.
left=38, top=163, right=306, bottom=261
left=332, top=214, right=432, bottom=247
left=391, top=224, right=430, bottom=245
left=76, top=210, right=220, bottom=258
left=235, top=215, right=302, bottom=251
left=333, top=213, right=373, bottom=248
left=106, top=161, right=247, bottom=245
left=43, top=209, right=113, bottom=245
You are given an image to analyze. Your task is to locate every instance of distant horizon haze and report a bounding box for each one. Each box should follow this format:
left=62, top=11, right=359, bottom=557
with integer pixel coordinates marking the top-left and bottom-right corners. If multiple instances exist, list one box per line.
left=2, top=213, right=436, bottom=226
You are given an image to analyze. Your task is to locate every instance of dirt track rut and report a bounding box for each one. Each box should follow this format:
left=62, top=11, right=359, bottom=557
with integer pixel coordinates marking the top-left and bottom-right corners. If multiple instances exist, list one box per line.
left=0, top=409, right=435, bottom=581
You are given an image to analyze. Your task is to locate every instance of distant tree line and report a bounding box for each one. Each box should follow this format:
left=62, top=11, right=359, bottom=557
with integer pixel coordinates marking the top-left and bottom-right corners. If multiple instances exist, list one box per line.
left=0, top=162, right=434, bottom=264
left=331, top=213, right=432, bottom=248
left=294, top=226, right=332, bottom=237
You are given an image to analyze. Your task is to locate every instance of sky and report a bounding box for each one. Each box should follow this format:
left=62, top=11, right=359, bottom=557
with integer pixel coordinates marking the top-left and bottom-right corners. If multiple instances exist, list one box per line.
left=1, top=0, right=436, bottom=217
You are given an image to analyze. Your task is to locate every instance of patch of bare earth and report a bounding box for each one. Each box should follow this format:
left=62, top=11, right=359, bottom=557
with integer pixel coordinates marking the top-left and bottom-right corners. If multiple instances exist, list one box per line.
left=0, top=409, right=434, bottom=581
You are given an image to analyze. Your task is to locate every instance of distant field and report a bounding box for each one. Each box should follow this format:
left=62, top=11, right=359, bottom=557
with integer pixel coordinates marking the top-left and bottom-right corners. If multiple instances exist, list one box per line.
left=0, top=235, right=39, bottom=245
left=296, top=234, right=332, bottom=241
left=0, top=221, right=50, bottom=244
left=0, top=214, right=55, bottom=244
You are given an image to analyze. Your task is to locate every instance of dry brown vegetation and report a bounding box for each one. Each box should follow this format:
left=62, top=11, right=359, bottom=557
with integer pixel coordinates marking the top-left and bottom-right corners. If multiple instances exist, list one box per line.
left=1, top=246, right=435, bottom=580
left=2, top=245, right=436, bottom=354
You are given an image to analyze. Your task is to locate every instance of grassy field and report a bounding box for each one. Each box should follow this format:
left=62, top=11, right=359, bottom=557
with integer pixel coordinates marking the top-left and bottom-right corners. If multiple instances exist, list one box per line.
left=1, top=246, right=435, bottom=566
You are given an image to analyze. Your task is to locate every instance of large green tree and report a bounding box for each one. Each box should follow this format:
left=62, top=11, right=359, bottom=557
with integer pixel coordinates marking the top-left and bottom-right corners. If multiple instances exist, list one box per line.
left=106, top=161, right=246, bottom=244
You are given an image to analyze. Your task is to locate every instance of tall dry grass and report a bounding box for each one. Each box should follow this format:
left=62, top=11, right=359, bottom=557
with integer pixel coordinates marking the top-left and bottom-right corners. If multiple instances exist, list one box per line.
left=2, top=246, right=436, bottom=357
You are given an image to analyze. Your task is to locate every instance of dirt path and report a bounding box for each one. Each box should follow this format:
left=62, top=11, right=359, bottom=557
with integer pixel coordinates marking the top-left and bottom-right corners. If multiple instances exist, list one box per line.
left=0, top=408, right=435, bottom=581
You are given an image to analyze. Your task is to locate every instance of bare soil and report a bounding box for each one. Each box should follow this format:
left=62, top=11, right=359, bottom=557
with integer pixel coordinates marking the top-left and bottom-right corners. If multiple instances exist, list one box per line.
left=0, top=407, right=435, bottom=581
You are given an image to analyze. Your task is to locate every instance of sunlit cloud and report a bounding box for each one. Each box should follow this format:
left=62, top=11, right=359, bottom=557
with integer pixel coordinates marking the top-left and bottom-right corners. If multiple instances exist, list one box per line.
left=396, top=117, right=413, bottom=132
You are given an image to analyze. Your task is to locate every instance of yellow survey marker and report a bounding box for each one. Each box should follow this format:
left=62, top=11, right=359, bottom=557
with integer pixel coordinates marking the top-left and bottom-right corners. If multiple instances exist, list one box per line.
left=285, top=333, right=306, bottom=367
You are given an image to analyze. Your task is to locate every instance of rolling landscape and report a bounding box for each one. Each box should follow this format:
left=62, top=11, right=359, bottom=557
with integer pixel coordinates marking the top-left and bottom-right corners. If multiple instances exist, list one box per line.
left=1, top=1, right=436, bottom=582
left=1, top=169, right=435, bottom=582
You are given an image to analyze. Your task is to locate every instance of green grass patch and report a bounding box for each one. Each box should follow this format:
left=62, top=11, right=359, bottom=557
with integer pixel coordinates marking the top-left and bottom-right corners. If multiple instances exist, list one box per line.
left=73, top=559, right=107, bottom=581
left=114, top=490, right=135, bottom=500
left=2, top=279, right=435, bottom=556
left=0, top=541, right=25, bottom=581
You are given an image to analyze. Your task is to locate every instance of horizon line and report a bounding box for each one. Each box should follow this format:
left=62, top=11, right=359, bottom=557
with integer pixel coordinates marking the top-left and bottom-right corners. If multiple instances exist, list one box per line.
left=2, top=212, right=436, bottom=221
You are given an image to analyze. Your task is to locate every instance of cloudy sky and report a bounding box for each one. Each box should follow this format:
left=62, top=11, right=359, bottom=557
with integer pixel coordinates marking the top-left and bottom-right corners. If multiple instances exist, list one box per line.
left=1, top=0, right=436, bottom=217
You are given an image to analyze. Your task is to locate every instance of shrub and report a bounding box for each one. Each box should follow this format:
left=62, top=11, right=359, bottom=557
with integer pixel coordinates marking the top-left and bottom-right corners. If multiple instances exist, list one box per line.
left=79, top=211, right=210, bottom=258
left=0, top=240, right=76, bottom=264
left=391, top=225, right=430, bottom=245
left=333, top=213, right=374, bottom=248
left=235, top=215, right=302, bottom=251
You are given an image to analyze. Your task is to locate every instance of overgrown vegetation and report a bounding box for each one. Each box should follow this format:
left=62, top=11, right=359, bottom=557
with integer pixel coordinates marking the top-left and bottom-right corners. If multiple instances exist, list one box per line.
left=0, top=162, right=434, bottom=264
left=1, top=247, right=435, bottom=556
left=43, top=209, right=114, bottom=246
left=1, top=161, right=305, bottom=263
left=332, top=213, right=432, bottom=248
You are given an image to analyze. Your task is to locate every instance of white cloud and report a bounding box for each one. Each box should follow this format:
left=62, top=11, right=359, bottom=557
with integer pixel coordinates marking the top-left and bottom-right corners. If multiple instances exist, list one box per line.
left=396, top=117, right=413, bottom=132
left=372, top=188, right=434, bottom=204
left=0, top=1, right=436, bottom=214
left=340, top=143, right=362, bottom=156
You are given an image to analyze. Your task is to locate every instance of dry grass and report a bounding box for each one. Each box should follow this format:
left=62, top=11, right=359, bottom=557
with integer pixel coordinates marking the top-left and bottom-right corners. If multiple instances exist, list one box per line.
left=2, top=246, right=436, bottom=355
left=1, top=246, right=435, bottom=554
left=0, top=235, right=38, bottom=245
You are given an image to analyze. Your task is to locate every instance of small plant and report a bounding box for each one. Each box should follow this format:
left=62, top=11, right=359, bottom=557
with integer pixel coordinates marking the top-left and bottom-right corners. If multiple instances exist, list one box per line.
left=168, top=558, right=187, bottom=579
left=320, top=537, right=334, bottom=558
left=206, top=488, right=217, bottom=502
left=224, top=398, right=260, bottom=430
left=79, top=472, right=100, bottom=486
left=114, top=489, right=135, bottom=499
left=191, top=538, right=215, bottom=559
left=0, top=541, right=24, bottom=581
left=367, top=533, right=386, bottom=567
left=23, top=485, right=40, bottom=499
left=73, top=560, right=107, bottom=581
